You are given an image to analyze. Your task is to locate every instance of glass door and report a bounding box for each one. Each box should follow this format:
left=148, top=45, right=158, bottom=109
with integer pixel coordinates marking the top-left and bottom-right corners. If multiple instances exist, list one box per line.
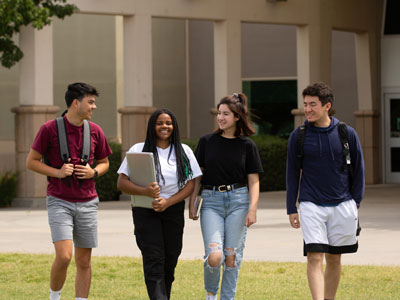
left=384, top=94, right=400, bottom=182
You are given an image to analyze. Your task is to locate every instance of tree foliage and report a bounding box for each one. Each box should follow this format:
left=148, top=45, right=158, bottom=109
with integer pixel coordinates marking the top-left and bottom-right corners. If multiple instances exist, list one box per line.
left=0, top=0, right=77, bottom=68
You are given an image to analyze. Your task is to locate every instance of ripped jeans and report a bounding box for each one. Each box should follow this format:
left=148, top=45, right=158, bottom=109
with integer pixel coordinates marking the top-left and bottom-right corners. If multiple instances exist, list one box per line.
left=200, top=186, right=249, bottom=300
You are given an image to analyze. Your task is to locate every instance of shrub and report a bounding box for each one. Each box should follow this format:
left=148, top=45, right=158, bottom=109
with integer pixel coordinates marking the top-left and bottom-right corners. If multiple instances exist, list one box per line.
left=182, top=135, right=288, bottom=192
left=94, top=142, right=122, bottom=201
left=0, top=172, right=18, bottom=207
left=181, top=138, right=198, bottom=151
left=250, top=135, right=287, bottom=191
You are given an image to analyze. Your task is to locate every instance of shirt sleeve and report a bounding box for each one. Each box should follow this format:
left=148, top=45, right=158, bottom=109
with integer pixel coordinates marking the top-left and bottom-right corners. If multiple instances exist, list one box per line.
left=348, top=127, right=365, bottom=206
left=286, top=129, right=301, bottom=215
left=117, top=155, right=130, bottom=176
left=31, top=123, right=50, bottom=156
left=183, top=144, right=202, bottom=179
left=117, top=143, right=144, bottom=177
left=245, top=139, right=264, bottom=174
left=93, top=125, right=112, bottom=160
left=194, top=136, right=205, bottom=168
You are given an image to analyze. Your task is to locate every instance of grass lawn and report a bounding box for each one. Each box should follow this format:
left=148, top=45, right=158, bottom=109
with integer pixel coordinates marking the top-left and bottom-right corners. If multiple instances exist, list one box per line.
left=0, top=253, right=399, bottom=299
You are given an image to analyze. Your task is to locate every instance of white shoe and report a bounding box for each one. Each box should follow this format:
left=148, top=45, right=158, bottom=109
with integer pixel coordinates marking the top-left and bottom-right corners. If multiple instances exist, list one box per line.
left=206, top=293, right=217, bottom=300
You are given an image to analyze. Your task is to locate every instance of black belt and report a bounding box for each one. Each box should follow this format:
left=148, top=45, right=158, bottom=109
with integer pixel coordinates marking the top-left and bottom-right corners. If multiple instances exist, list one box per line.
left=203, top=183, right=247, bottom=192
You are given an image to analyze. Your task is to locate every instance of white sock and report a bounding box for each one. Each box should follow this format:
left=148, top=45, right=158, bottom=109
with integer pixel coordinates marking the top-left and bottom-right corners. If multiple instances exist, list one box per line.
left=49, top=288, right=61, bottom=300
left=75, top=298, right=87, bottom=300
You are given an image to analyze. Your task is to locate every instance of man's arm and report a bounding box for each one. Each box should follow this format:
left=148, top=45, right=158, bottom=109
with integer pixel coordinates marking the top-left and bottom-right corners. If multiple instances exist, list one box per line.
left=349, top=129, right=365, bottom=206
left=26, top=148, right=73, bottom=178
left=286, top=130, right=301, bottom=215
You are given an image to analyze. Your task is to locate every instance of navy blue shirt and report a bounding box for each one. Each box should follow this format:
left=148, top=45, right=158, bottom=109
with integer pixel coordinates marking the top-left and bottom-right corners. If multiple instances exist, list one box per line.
left=286, top=117, right=365, bottom=214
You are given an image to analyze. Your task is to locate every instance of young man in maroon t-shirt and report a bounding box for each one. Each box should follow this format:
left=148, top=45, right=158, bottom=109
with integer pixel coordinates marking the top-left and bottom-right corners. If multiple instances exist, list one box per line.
left=26, top=82, right=112, bottom=300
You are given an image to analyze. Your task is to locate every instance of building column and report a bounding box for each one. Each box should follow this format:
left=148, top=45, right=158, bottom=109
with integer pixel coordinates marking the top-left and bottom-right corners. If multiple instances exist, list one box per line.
left=11, top=25, right=59, bottom=207
left=354, top=109, right=380, bottom=184
left=11, top=106, right=59, bottom=206
left=118, top=14, right=156, bottom=154
left=115, top=16, right=124, bottom=143
left=291, top=108, right=305, bottom=129
left=355, top=32, right=380, bottom=184
left=295, top=23, right=332, bottom=126
left=212, top=19, right=241, bottom=129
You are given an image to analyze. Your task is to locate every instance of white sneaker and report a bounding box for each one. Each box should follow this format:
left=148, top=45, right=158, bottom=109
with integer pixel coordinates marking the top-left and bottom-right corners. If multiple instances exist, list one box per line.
left=206, top=293, right=217, bottom=300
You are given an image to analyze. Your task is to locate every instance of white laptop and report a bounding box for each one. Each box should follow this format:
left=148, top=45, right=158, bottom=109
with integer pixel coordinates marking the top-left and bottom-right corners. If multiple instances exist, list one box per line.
left=126, top=152, right=157, bottom=208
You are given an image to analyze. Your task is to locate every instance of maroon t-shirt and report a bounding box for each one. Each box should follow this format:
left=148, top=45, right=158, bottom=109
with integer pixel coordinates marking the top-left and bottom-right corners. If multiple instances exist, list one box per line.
left=32, top=116, right=112, bottom=202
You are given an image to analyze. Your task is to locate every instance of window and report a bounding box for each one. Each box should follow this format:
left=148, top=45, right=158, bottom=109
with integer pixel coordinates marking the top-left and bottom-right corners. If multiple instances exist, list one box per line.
left=243, top=80, right=297, bottom=138
left=384, top=0, right=400, bottom=35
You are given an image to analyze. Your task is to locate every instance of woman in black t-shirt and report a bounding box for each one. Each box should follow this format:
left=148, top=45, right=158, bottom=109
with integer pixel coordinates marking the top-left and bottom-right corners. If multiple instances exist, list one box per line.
left=189, top=93, right=263, bottom=300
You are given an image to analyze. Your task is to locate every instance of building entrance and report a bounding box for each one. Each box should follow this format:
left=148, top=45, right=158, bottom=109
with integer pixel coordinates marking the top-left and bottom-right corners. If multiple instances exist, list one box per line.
left=384, top=93, right=400, bottom=183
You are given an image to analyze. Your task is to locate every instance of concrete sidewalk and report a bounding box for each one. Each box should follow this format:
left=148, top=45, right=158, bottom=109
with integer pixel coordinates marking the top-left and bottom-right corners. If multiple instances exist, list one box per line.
left=0, top=185, right=399, bottom=266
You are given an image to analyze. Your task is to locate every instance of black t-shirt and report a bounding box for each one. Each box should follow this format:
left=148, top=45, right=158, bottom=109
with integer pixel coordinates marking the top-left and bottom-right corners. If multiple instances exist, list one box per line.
left=195, top=133, right=263, bottom=186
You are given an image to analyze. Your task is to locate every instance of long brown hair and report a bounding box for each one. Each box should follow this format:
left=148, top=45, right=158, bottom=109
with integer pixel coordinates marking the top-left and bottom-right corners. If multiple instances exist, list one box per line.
left=214, top=93, right=255, bottom=137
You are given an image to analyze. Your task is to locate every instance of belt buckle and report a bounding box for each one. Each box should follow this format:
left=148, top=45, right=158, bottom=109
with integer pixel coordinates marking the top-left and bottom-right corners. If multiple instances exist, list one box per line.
left=217, top=185, right=231, bottom=192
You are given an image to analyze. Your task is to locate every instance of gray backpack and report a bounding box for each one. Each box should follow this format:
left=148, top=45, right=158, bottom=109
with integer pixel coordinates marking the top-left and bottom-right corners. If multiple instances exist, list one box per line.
left=44, top=117, right=91, bottom=187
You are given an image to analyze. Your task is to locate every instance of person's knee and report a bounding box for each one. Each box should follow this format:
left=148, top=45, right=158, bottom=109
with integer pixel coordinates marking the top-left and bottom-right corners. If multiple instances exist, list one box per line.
left=54, top=249, right=73, bottom=267
left=55, top=252, right=72, bottom=268
left=208, top=252, right=222, bottom=267
left=325, top=253, right=341, bottom=267
left=206, top=243, right=223, bottom=267
left=307, top=252, right=323, bottom=266
left=75, top=250, right=92, bottom=270
left=76, top=257, right=91, bottom=270
left=54, top=240, right=73, bottom=266
left=224, top=248, right=236, bottom=268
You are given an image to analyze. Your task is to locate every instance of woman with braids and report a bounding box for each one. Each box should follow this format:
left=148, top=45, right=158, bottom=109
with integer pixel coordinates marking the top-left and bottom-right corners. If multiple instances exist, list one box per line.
left=189, top=93, right=263, bottom=300
left=117, top=108, right=202, bottom=300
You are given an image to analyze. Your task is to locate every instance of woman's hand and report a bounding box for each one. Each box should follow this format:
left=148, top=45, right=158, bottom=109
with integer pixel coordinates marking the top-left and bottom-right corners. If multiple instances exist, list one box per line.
left=152, top=197, right=169, bottom=212
left=245, top=210, right=257, bottom=227
left=188, top=196, right=199, bottom=220
left=247, top=173, right=259, bottom=228
left=145, top=182, right=160, bottom=198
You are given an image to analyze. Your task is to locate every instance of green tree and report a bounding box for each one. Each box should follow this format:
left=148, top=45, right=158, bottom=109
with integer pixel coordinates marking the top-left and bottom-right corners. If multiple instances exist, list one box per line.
left=0, top=0, right=77, bottom=68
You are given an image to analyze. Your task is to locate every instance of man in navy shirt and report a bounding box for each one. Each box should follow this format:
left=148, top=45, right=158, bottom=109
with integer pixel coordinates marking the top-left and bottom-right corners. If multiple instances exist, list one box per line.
left=286, top=82, right=365, bottom=300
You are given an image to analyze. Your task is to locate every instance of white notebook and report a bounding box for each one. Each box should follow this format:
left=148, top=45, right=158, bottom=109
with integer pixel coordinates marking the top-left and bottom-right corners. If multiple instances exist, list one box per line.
left=126, top=152, right=157, bottom=208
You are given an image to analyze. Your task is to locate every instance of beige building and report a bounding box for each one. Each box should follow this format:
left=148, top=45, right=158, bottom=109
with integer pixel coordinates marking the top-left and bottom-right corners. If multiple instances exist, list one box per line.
left=1, top=0, right=398, bottom=206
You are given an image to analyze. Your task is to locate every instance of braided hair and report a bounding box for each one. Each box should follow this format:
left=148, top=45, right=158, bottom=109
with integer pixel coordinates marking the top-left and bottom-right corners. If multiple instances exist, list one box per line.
left=142, top=108, right=193, bottom=189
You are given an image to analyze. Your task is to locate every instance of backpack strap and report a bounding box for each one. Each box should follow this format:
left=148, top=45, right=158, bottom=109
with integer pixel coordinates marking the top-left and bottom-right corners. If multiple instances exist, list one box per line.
left=55, top=117, right=71, bottom=187
left=46, top=118, right=91, bottom=188
left=79, top=120, right=91, bottom=187
left=81, top=120, right=91, bottom=165
left=56, top=117, right=70, bottom=163
left=296, top=124, right=306, bottom=170
left=337, top=122, right=354, bottom=192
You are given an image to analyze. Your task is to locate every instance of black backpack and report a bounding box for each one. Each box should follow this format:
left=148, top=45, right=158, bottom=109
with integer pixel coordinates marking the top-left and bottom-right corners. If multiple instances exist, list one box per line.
left=296, top=122, right=361, bottom=235
left=44, top=117, right=91, bottom=187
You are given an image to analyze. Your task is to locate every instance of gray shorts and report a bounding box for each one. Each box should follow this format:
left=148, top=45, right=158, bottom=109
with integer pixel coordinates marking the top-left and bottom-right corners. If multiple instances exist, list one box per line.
left=47, top=195, right=99, bottom=248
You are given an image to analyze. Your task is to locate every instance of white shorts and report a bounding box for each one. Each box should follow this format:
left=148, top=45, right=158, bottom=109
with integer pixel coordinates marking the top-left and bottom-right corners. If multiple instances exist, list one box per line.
left=299, top=200, right=358, bottom=255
